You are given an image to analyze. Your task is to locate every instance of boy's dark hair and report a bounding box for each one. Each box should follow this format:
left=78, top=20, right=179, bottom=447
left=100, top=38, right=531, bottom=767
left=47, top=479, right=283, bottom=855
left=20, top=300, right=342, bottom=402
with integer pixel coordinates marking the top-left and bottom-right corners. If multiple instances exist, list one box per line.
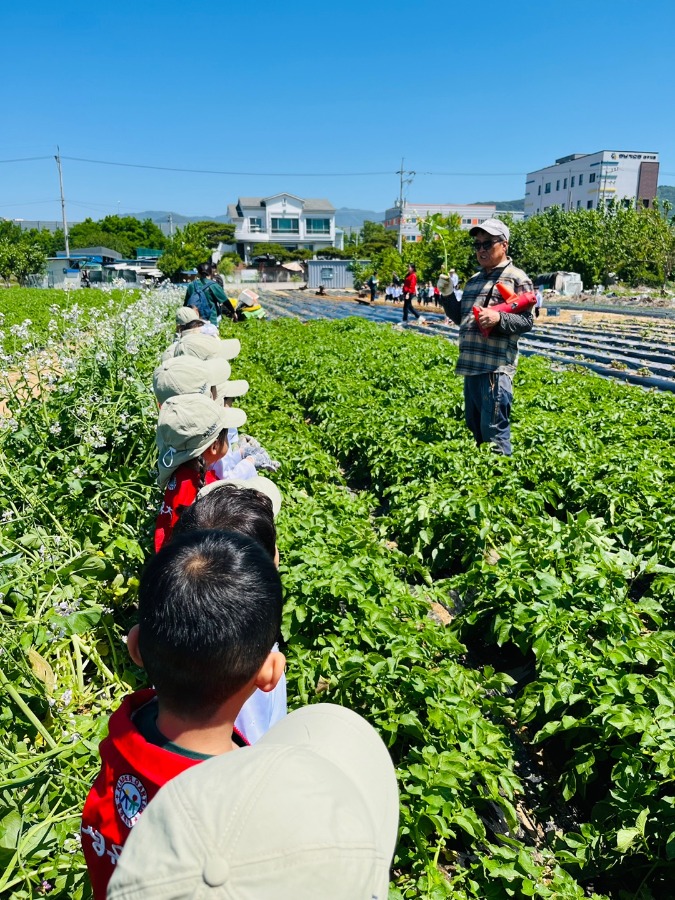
left=174, top=483, right=276, bottom=559
left=138, top=530, right=282, bottom=720
left=179, top=319, right=203, bottom=333
left=197, top=262, right=211, bottom=278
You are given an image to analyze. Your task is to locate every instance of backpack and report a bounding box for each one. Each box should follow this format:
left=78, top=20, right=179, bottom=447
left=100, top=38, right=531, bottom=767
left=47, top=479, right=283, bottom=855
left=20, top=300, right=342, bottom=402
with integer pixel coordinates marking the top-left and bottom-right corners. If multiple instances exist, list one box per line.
left=188, top=281, right=217, bottom=321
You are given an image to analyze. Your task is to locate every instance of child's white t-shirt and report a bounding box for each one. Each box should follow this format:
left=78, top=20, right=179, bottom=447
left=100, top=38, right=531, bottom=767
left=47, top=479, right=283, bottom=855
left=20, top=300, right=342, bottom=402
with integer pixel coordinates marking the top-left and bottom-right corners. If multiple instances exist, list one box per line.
left=234, top=645, right=287, bottom=743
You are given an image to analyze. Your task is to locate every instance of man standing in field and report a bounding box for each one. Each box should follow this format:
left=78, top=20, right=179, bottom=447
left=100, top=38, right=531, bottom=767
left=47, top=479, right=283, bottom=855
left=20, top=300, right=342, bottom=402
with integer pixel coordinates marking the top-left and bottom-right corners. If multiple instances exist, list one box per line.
left=438, top=219, right=533, bottom=455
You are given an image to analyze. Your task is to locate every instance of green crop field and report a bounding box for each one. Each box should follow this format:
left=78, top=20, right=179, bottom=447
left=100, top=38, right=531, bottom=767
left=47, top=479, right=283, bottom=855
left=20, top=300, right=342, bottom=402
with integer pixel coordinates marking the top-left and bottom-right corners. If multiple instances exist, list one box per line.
left=1, top=291, right=674, bottom=898
left=0, top=287, right=141, bottom=355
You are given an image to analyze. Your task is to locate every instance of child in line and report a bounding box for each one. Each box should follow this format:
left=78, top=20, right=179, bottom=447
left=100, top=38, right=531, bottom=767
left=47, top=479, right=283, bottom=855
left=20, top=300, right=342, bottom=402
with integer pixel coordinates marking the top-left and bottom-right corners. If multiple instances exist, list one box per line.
left=211, top=378, right=280, bottom=481
left=175, top=477, right=286, bottom=744
left=107, top=705, right=399, bottom=900
left=81, top=529, right=285, bottom=899
left=154, top=393, right=246, bottom=552
left=175, top=306, right=219, bottom=337
left=152, top=356, right=231, bottom=407
left=162, top=331, right=241, bottom=364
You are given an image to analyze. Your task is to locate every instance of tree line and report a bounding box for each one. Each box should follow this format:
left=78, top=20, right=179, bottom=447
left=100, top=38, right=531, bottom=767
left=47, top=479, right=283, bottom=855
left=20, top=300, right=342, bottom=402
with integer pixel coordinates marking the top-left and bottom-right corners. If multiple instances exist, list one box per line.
left=351, top=201, right=675, bottom=291
left=1, top=202, right=673, bottom=288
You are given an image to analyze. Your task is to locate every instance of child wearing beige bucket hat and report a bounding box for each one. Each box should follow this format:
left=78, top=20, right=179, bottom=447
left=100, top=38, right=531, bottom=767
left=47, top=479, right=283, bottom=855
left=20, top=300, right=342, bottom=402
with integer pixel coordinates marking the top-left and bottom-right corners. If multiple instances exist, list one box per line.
left=161, top=331, right=241, bottom=364
left=107, top=703, right=399, bottom=900
left=154, top=393, right=247, bottom=552
left=152, top=356, right=232, bottom=406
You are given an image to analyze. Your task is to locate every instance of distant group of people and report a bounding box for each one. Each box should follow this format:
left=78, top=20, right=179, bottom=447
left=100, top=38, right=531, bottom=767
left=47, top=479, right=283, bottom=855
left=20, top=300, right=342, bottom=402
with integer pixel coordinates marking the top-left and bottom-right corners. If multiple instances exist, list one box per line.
left=80, top=300, right=399, bottom=898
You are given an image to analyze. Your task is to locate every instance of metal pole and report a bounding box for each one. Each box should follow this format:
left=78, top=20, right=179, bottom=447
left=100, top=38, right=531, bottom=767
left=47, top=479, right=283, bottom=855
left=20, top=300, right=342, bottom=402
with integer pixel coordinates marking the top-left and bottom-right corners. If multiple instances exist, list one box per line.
left=397, top=158, right=404, bottom=253
left=54, top=147, right=70, bottom=258
left=396, top=158, right=415, bottom=253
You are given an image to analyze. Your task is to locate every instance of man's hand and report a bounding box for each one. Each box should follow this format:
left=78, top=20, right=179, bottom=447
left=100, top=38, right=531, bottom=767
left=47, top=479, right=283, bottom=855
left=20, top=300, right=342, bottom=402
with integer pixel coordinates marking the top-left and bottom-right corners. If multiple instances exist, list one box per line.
left=437, top=273, right=452, bottom=295
left=477, top=308, right=501, bottom=329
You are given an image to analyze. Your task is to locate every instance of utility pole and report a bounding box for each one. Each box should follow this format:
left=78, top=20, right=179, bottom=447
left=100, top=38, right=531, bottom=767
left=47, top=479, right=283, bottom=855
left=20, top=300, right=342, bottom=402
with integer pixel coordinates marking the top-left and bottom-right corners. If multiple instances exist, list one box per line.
left=396, top=158, right=416, bottom=253
left=54, top=147, right=70, bottom=258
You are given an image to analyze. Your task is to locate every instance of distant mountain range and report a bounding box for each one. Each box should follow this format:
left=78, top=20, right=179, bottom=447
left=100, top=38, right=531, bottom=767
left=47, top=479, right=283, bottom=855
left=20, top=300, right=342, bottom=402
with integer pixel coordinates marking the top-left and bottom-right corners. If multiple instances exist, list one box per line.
left=131, top=201, right=526, bottom=230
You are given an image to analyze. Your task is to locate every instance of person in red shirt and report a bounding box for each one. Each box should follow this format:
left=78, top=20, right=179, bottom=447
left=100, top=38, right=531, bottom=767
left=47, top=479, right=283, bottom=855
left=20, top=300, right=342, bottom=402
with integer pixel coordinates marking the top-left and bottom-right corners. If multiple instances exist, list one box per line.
left=401, top=263, right=425, bottom=324
left=81, top=530, right=286, bottom=899
left=153, top=392, right=247, bottom=552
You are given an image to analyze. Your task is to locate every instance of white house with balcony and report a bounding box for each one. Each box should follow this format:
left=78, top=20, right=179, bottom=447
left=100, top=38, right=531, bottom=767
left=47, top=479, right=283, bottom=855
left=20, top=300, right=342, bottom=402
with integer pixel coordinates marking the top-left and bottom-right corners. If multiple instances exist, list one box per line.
left=227, top=194, right=338, bottom=261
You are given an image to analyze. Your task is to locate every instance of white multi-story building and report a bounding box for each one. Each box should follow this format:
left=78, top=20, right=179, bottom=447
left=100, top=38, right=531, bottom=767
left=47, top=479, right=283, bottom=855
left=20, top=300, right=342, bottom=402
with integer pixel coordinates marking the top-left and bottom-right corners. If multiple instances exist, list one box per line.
left=227, top=194, right=338, bottom=261
left=525, top=150, right=660, bottom=217
left=383, top=202, right=524, bottom=243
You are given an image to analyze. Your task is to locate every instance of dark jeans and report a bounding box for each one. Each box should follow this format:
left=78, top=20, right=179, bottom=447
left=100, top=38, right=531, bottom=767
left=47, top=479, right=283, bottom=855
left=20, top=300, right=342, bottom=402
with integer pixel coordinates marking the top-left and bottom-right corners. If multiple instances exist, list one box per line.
left=463, top=372, right=513, bottom=455
left=402, top=292, right=420, bottom=321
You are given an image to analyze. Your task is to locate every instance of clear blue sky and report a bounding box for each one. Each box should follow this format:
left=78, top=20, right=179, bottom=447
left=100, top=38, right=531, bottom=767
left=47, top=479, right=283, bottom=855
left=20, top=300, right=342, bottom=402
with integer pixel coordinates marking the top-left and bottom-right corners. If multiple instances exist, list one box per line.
left=2, top=0, right=674, bottom=222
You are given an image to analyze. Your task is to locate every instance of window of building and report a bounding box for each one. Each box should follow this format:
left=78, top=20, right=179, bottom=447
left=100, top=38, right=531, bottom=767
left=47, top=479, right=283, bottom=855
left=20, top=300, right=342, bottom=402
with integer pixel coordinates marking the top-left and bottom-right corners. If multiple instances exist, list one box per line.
left=589, top=173, right=596, bottom=183
left=248, top=217, right=263, bottom=232
left=405, top=234, right=417, bottom=242
left=545, top=182, right=551, bottom=194
left=556, top=180, right=560, bottom=191
left=563, top=178, right=568, bottom=189
left=587, top=200, right=593, bottom=209
left=306, top=218, right=331, bottom=234
left=462, top=217, right=472, bottom=224
left=320, top=267, right=334, bottom=280
left=271, top=217, right=299, bottom=234
left=576, top=200, right=581, bottom=209
left=537, top=185, right=541, bottom=196
left=561, top=203, right=565, bottom=210
left=571, top=176, right=575, bottom=187
left=579, top=174, right=584, bottom=185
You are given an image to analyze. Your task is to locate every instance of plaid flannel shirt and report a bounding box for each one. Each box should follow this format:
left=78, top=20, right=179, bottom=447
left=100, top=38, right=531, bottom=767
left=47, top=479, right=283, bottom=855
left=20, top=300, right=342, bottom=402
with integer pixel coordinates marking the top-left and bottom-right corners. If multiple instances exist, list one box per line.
left=452, top=258, right=533, bottom=377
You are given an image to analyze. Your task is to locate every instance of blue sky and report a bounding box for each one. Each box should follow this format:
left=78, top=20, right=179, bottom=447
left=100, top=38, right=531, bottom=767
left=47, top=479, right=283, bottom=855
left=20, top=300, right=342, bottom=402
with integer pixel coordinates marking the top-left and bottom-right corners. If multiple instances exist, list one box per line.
left=1, top=0, right=673, bottom=221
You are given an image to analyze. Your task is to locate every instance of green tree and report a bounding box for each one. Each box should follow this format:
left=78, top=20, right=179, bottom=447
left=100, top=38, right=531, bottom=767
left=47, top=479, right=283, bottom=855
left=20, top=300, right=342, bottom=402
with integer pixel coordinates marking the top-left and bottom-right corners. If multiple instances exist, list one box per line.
left=68, top=216, right=167, bottom=258
left=508, top=202, right=675, bottom=288
left=0, top=231, right=47, bottom=285
left=415, top=213, right=474, bottom=282
left=157, top=223, right=212, bottom=279
left=197, top=221, right=236, bottom=246
left=314, top=246, right=353, bottom=259
left=371, top=246, right=403, bottom=285
left=360, top=220, right=397, bottom=256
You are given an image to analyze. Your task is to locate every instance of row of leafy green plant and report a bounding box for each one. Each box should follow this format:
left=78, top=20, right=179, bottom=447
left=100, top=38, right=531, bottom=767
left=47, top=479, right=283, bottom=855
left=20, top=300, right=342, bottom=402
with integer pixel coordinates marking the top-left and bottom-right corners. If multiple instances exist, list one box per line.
left=236, top=316, right=675, bottom=898
left=0, top=294, right=596, bottom=899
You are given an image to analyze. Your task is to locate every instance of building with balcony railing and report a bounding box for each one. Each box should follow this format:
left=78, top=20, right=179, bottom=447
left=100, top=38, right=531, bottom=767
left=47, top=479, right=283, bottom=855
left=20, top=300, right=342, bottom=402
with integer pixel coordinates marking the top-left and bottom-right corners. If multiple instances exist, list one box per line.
left=227, top=194, right=338, bottom=261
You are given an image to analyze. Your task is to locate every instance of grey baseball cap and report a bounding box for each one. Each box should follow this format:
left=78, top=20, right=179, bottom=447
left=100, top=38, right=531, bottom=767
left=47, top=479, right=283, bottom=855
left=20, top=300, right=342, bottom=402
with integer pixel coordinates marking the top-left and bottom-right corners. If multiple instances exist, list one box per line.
left=107, top=704, right=399, bottom=900
left=153, top=357, right=232, bottom=406
left=156, top=393, right=247, bottom=487
left=197, top=475, right=282, bottom=517
left=469, top=218, right=510, bottom=241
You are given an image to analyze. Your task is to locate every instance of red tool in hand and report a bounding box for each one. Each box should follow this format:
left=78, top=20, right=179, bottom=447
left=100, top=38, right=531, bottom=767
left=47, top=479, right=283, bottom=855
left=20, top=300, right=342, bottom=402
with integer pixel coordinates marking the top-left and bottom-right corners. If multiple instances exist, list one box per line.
left=472, top=283, right=537, bottom=336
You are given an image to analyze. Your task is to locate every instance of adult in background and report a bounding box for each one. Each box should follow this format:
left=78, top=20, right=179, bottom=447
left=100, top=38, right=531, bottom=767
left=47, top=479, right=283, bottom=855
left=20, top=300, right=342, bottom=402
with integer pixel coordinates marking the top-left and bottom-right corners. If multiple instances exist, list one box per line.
left=438, top=219, right=533, bottom=455
left=535, top=286, right=544, bottom=318
left=402, top=263, right=425, bottom=323
left=367, top=272, right=379, bottom=303
left=185, top=263, right=236, bottom=325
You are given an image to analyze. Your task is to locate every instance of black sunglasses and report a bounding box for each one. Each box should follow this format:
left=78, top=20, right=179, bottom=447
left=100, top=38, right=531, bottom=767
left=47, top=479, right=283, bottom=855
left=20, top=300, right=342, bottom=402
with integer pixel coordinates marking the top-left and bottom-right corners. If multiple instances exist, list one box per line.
left=473, top=239, right=504, bottom=251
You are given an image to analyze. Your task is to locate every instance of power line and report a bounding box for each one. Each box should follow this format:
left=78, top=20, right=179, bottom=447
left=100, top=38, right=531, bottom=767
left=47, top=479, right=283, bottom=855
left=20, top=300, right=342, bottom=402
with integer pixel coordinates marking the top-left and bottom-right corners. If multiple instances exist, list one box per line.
left=61, top=156, right=394, bottom=177
left=0, top=156, right=52, bottom=164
